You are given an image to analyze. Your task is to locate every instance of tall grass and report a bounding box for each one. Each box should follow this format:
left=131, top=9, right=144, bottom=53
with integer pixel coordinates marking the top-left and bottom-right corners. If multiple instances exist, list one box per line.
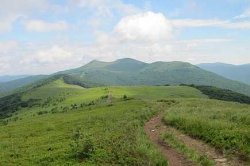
left=0, top=100, right=169, bottom=165
left=162, top=132, right=214, bottom=166
left=163, top=99, right=250, bottom=160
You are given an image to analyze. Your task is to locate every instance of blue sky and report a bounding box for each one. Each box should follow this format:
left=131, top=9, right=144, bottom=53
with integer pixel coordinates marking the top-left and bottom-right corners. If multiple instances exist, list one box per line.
left=0, top=0, right=250, bottom=75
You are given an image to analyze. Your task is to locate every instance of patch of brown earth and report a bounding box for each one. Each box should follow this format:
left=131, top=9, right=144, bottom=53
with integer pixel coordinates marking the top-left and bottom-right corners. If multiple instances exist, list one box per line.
left=144, top=112, right=196, bottom=166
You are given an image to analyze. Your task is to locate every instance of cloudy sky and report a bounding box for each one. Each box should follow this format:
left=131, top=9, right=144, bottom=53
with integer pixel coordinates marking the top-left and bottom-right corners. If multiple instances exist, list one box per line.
left=1, top=0, right=250, bottom=75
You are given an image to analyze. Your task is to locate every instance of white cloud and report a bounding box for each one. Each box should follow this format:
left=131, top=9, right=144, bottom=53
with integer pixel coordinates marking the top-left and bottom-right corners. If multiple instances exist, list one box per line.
left=0, top=41, right=19, bottom=54
left=24, top=20, right=69, bottom=32
left=0, top=36, right=247, bottom=75
left=1, top=10, right=250, bottom=75
left=21, top=46, right=75, bottom=64
left=69, top=0, right=140, bottom=17
left=115, top=12, right=173, bottom=42
left=0, top=0, right=48, bottom=13
left=223, top=21, right=250, bottom=29
left=0, top=15, right=19, bottom=32
left=35, top=46, right=73, bottom=63
left=0, top=0, right=49, bottom=33
left=172, top=19, right=225, bottom=28
left=234, top=8, right=250, bottom=19
left=172, top=18, right=250, bottom=29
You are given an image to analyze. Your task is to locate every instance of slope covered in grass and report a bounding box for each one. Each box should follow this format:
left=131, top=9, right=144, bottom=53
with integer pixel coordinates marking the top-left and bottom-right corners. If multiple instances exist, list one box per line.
left=163, top=99, right=250, bottom=160
left=0, top=75, right=48, bottom=97
left=0, top=100, right=168, bottom=165
left=0, top=79, right=207, bottom=165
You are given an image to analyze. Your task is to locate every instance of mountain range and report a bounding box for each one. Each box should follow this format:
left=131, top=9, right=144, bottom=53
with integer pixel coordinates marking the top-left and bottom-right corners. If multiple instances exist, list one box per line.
left=0, top=75, right=30, bottom=83
left=1, top=58, right=250, bottom=97
left=0, top=75, right=48, bottom=96
left=198, top=63, right=250, bottom=85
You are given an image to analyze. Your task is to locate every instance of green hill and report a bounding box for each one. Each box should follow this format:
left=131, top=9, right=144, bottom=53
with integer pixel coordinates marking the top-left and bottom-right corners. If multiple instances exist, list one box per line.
left=2, top=58, right=250, bottom=97
left=1, top=76, right=250, bottom=165
left=58, top=58, right=250, bottom=96
left=0, top=75, right=48, bottom=96
left=0, top=78, right=208, bottom=165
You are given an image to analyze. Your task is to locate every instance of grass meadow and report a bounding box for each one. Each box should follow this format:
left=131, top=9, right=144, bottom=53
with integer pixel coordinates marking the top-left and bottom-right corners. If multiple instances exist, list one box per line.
left=0, top=79, right=206, bottom=165
left=1, top=79, right=250, bottom=165
left=163, top=99, right=250, bottom=161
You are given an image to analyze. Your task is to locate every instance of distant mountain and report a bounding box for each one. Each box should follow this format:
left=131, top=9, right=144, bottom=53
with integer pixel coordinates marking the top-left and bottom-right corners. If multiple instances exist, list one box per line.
left=57, top=58, right=250, bottom=96
left=0, top=75, right=30, bottom=83
left=198, top=63, right=250, bottom=85
left=2, top=58, right=250, bottom=97
left=0, top=75, right=48, bottom=96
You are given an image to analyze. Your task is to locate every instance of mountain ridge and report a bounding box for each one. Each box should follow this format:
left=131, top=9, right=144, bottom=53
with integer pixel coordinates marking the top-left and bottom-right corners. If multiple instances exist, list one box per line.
left=198, top=63, right=250, bottom=85
left=57, top=58, right=250, bottom=96
left=0, top=75, right=30, bottom=83
left=1, top=58, right=250, bottom=97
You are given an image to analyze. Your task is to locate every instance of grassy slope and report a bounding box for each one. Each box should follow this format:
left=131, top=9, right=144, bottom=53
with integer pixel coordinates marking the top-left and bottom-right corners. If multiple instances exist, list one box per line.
left=22, top=78, right=84, bottom=100
left=0, top=79, right=206, bottom=165
left=0, top=75, right=48, bottom=97
left=163, top=99, right=250, bottom=159
left=59, top=59, right=250, bottom=96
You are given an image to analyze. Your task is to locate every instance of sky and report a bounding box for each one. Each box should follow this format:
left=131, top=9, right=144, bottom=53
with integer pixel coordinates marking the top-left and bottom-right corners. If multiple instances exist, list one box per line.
left=1, top=0, right=250, bottom=75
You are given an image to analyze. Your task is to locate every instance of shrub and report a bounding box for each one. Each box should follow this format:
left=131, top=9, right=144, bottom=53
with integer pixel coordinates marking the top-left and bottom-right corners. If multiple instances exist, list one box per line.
left=70, top=129, right=95, bottom=160
left=123, top=95, right=128, bottom=100
left=182, top=84, right=250, bottom=104
left=37, top=111, right=48, bottom=115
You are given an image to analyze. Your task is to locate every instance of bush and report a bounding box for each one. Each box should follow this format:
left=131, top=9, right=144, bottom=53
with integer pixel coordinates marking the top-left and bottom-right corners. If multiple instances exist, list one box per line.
left=37, top=111, right=48, bottom=115
left=123, top=95, right=128, bottom=100
left=70, top=129, right=95, bottom=160
left=182, top=84, right=250, bottom=104
left=0, top=93, right=40, bottom=118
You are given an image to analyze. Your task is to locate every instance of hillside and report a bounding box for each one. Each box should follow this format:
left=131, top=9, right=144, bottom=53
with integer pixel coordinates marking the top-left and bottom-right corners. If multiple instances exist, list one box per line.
left=198, top=63, right=250, bottom=85
left=0, top=77, right=249, bottom=165
left=58, top=58, right=250, bottom=96
left=0, top=75, right=207, bottom=119
left=2, top=59, right=250, bottom=97
left=0, top=75, right=48, bottom=97
left=0, top=78, right=207, bottom=165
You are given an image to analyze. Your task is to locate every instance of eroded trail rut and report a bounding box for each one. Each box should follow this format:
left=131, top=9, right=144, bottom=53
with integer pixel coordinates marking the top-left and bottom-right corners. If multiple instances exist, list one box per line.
left=144, top=112, right=195, bottom=166
left=144, top=112, right=235, bottom=166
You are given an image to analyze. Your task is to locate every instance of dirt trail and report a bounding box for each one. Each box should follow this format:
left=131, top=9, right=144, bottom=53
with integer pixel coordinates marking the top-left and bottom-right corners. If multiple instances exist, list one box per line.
left=144, top=112, right=241, bottom=166
left=144, top=112, right=196, bottom=166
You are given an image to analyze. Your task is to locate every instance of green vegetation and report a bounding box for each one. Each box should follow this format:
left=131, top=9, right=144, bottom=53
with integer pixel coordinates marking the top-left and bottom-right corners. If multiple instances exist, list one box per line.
left=3, top=58, right=250, bottom=97
left=1, top=75, right=250, bottom=165
left=0, top=84, right=167, bottom=165
left=0, top=75, right=47, bottom=96
left=182, top=84, right=250, bottom=104
left=162, top=132, right=213, bottom=166
left=63, top=75, right=89, bottom=88
left=198, top=63, right=250, bottom=85
left=57, top=58, right=250, bottom=96
left=0, top=93, right=40, bottom=119
left=0, top=79, right=206, bottom=165
left=0, top=100, right=168, bottom=165
left=163, top=99, right=250, bottom=160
